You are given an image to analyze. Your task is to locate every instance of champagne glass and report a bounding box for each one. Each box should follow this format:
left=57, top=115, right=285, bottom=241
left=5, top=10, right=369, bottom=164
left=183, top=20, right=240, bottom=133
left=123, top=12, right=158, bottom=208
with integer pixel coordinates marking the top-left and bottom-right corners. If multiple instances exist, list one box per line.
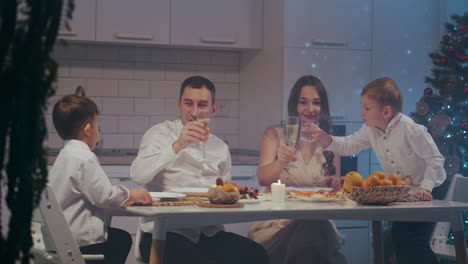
left=284, top=116, right=299, bottom=168
left=300, top=120, right=319, bottom=143
left=196, top=110, right=211, bottom=162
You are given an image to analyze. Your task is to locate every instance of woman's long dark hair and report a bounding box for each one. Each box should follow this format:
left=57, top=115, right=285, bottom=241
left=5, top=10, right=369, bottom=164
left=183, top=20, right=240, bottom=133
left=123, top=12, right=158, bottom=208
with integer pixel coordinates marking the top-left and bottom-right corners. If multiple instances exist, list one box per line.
left=287, top=75, right=336, bottom=176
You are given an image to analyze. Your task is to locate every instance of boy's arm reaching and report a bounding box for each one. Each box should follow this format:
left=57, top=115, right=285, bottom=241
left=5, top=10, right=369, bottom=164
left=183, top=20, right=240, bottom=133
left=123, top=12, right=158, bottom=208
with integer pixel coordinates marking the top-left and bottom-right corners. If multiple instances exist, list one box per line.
left=318, top=124, right=372, bottom=156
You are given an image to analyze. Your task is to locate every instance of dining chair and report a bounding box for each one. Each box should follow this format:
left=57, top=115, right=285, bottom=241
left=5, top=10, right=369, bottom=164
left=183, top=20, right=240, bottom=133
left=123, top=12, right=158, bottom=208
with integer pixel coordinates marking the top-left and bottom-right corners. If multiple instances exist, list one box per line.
left=31, top=184, right=104, bottom=263
left=430, top=174, right=468, bottom=260
left=134, top=223, right=147, bottom=264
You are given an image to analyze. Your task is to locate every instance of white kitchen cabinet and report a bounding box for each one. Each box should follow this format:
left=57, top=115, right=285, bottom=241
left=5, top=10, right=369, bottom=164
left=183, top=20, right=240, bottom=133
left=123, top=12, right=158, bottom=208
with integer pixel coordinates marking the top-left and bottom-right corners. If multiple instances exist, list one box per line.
left=284, top=0, right=372, bottom=50
left=96, top=0, right=170, bottom=45
left=58, top=0, right=95, bottom=41
left=283, top=47, right=371, bottom=121
left=170, top=0, right=262, bottom=49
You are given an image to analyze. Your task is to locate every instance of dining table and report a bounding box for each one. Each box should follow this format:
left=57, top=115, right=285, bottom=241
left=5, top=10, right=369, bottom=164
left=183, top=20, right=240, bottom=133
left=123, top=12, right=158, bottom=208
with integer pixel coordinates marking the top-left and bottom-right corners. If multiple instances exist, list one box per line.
left=125, top=199, right=468, bottom=264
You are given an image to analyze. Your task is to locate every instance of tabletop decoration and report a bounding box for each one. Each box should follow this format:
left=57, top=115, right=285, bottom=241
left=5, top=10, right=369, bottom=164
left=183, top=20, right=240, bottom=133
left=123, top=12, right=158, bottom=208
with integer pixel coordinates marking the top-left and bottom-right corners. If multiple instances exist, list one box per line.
left=343, top=171, right=412, bottom=205
left=207, top=182, right=240, bottom=204
left=271, top=179, right=286, bottom=202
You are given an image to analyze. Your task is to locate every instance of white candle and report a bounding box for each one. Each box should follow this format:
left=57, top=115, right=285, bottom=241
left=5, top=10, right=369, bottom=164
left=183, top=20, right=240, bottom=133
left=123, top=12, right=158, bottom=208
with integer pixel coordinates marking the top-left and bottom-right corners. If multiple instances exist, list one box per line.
left=271, top=179, right=286, bottom=202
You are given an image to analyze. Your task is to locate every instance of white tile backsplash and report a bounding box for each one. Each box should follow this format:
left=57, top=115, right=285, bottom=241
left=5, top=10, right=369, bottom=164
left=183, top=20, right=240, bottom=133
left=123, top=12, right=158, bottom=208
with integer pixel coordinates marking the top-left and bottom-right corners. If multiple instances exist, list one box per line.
left=87, top=79, right=118, bottom=97
left=48, top=44, right=240, bottom=150
left=118, top=80, right=150, bottom=98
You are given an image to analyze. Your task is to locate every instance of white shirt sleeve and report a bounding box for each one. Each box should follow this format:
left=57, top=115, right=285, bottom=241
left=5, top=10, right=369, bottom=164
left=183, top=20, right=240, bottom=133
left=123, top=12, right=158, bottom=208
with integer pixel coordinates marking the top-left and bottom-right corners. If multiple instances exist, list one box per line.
left=406, top=125, right=446, bottom=191
left=78, top=157, right=130, bottom=208
left=130, top=124, right=179, bottom=185
left=326, top=125, right=372, bottom=155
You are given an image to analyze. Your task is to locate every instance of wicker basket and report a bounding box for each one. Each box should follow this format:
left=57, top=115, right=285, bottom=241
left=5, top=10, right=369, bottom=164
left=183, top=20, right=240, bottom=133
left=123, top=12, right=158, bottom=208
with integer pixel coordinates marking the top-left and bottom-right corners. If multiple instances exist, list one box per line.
left=347, top=185, right=411, bottom=205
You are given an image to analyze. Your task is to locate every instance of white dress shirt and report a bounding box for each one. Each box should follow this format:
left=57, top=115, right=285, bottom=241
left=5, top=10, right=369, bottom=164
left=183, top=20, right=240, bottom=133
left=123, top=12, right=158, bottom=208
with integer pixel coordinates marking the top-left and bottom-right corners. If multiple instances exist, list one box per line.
left=326, top=113, right=446, bottom=192
left=131, top=119, right=231, bottom=242
left=48, top=140, right=130, bottom=246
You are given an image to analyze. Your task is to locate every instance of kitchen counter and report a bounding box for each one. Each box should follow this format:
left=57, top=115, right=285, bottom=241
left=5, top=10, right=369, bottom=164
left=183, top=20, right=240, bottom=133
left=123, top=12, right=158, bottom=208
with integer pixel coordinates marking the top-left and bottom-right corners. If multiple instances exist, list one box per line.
left=47, top=149, right=259, bottom=165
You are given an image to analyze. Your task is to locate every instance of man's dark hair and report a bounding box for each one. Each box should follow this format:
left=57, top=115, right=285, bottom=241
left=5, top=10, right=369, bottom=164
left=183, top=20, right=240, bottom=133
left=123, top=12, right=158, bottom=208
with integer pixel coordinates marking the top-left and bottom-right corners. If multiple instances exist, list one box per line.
left=179, top=76, right=216, bottom=104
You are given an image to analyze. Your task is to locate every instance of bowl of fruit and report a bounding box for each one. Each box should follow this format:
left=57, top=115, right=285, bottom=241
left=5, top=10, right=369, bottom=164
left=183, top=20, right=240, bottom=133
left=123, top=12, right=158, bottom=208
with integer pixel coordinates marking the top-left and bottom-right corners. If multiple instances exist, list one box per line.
left=208, top=180, right=240, bottom=204
left=343, top=171, right=411, bottom=205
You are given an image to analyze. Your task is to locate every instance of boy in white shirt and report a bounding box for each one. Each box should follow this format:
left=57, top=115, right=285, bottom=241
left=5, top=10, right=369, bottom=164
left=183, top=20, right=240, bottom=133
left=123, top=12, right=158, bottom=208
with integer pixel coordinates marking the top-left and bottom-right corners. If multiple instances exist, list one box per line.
left=49, top=94, right=152, bottom=264
left=315, top=77, right=447, bottom=264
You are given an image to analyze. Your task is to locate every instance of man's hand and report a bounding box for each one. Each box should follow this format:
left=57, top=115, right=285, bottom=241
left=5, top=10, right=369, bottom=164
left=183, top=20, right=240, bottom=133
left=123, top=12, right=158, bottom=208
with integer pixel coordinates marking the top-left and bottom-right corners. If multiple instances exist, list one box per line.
left=277, top=144, right=297, bottom=165
left=416, top=188, right=433, bottom=201
left=172, top=121, right=207, bottom=153
left=129, top=188, right=152, bottom=205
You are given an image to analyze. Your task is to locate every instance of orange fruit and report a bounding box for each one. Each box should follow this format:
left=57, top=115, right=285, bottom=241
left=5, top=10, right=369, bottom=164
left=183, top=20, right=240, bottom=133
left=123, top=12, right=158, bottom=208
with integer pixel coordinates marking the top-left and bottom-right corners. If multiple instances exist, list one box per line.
left=380, top=179, right=393, bottom=186
left=388, top=173, right=399, bottom=184
left=361, top=181, right=368, bottom=187
left=366, top=175, right=381, bottom=186
left=343, top=171, right=364, bottom=192
left=372, top=171, right=385, bottom=180
left=395, top=180, right=406, bottom=186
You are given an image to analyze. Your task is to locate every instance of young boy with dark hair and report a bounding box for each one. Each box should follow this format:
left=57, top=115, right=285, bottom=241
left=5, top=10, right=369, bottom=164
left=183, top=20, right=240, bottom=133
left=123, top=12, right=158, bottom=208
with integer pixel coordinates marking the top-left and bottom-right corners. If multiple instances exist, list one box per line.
left=49, top=94, right=152, bottom=263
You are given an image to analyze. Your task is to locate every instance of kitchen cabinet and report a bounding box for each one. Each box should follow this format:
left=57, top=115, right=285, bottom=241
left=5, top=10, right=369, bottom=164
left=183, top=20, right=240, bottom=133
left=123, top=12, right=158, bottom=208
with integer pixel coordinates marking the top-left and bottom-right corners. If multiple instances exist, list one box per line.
left=57, top=0, right=95, bottom=41
left=284, top=0, right=372, bottom=50
left=96, top=0, right=170, bottom=45
left=283, top=47, right=371, bottom=121
left=170, top=0, right=262, bottom=49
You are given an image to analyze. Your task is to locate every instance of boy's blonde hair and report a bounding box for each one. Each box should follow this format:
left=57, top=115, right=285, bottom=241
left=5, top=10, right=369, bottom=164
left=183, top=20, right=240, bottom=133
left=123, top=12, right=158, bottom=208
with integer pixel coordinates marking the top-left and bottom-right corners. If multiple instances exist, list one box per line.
left=361, top=77, right=403, bottom=113
left=52, top=94, right=99, bottom=140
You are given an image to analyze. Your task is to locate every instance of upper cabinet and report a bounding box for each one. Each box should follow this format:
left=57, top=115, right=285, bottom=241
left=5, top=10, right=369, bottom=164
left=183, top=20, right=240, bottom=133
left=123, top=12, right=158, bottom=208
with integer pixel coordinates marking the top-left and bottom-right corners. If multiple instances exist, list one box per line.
left=58, top=0, right=262, bottom=49
left=170, top=0, right=262, bottom=49
left=284, top=0, right=372, bottom=50
left=58, top=0, right=95, bottom=41
left=96, top=0, right=170, bottom=45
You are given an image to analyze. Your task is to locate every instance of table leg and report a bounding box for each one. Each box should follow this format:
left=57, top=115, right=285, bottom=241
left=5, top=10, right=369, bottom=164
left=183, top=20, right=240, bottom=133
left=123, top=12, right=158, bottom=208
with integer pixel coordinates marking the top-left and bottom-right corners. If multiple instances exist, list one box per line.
left=149, top=217, right=168, bottom=264
left=450, top=211, right=468, bottom=264
left=372, top=221, right=384, bottom=264
left=149, top=239, right=166, bottom=264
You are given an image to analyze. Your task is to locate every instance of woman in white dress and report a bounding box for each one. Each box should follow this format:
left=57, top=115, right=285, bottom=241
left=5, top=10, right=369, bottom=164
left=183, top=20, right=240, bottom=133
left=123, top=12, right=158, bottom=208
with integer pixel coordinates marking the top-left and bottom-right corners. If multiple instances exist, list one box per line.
left=248, top=75, right=347, bottom=264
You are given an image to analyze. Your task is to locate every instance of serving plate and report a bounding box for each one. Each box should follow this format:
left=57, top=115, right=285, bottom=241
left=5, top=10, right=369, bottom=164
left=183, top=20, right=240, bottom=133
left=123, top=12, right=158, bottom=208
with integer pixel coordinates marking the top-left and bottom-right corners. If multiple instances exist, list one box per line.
left=149, top=192, right=186, bottom=201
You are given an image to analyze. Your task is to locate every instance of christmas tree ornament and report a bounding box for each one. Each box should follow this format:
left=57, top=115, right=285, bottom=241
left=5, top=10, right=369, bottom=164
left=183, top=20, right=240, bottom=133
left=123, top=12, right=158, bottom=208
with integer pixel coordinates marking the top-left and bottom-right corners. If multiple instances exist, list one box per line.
left=416, top=101, right=429, bottom=115
left=429, top=112, right=452, bottom=135
left=443, top=34, right=450, bottom=41
left=448, top=47, right=455, bottom=53
left=424, top=87, right=433, bottom=96
left=461, top=122, right=468, bottom=131
left=439, top=57, right=448, bottom=64
left=464, top=86, right=468, bottom=94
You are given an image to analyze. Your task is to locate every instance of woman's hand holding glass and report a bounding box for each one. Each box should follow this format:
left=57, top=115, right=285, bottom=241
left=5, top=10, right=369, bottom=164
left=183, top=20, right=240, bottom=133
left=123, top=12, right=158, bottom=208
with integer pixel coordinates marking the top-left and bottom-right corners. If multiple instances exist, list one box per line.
left=277, top=144, right=297, bottom=164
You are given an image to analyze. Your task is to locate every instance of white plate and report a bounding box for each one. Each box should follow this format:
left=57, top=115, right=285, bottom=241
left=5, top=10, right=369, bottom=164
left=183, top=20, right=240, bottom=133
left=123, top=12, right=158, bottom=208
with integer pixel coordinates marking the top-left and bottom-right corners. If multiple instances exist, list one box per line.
left=286, top=187, right=333, bottom=192
left=238, top=196, right=266, bottom=204
left=296, top=196, right=342, bottom=203
left=168, top=187, right=209, bottom=193
left=149, top=192, right=186, bottom=200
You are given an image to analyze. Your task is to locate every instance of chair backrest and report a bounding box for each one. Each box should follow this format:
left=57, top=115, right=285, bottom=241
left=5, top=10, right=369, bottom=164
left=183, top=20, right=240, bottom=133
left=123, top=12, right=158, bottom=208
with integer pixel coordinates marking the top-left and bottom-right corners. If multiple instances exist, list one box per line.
left=36, top=184, right=103, bottom=264
left=430, top=174, right=468, bottom=260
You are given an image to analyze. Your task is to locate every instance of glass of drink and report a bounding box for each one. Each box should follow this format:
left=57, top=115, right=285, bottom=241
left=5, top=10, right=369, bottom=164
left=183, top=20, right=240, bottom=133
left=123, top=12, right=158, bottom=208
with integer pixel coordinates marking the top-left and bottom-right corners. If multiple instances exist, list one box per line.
left=284, top=116, right=299, bottom=168
left=197, top=110, right=212, bottom=162
left=300, top=120, right=319, bottom=143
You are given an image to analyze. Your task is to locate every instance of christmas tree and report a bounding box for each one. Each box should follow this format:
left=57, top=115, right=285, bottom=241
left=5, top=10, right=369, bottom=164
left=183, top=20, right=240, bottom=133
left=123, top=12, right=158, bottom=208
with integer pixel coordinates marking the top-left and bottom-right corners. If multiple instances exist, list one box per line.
left=411, top=12, right=468, bottom=179
left=411, top=13, right=468, bottom=250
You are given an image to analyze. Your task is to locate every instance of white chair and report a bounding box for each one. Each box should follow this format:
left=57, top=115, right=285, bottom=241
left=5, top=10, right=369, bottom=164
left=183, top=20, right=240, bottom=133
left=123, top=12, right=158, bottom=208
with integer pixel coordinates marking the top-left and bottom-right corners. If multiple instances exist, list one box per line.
left=430, top=174, right=468, bottom=260
left=134, top=223, right=147, bottom=264
left=31, top=184, right=104, bottom=264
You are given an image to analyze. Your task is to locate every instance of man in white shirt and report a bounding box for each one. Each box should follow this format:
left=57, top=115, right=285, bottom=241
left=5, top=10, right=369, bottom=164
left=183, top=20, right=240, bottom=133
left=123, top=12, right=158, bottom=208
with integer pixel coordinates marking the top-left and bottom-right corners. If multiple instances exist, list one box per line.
left=131, top=76, right=268, bottom=264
